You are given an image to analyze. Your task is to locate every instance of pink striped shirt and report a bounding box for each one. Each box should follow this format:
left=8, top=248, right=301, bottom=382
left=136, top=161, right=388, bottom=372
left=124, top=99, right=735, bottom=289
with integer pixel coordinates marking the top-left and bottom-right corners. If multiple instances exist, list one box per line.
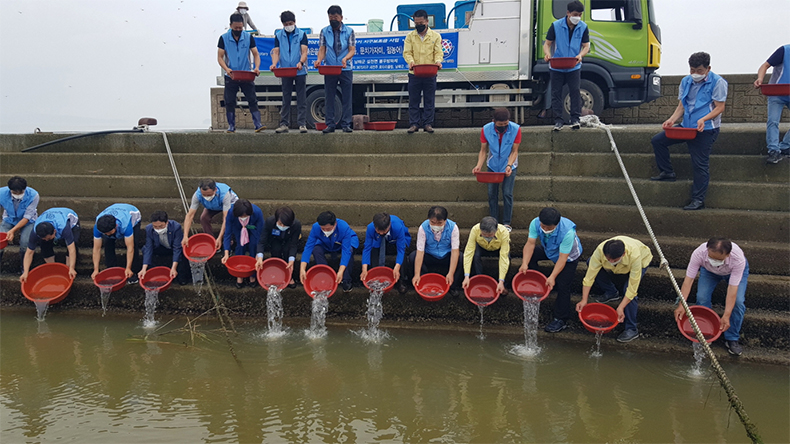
left=685, top=242, right=747, bottom=286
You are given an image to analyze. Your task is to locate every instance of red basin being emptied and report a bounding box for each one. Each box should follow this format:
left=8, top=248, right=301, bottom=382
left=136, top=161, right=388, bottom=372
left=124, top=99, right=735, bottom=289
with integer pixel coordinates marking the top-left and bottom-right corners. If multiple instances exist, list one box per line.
left=139, top=266, right=174, bottom=292
left=464, top=274, right=500, bottom=307
left=304, top=265, right=338, bottom=298
left=184, top=233, right=216, bottom=262
left=363, top=266, right=396, bottom=293
left=512, top=270, right=551, bottom=302
left=416, top=273, right=449, bottom=302
left=258, top=257, right=289, bottom=290
left=677, top=305, right=722, bottom=343
left=579, top=303, right=618, bottom=334
left=93, top=267, right=127, bottom=292
left=22, top=263, right=73, bottom=304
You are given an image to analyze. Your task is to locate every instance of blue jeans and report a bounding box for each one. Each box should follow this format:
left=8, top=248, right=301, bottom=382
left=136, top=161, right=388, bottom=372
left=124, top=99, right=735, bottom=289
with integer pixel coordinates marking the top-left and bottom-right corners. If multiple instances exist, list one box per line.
left=766, top=96, right=790, bottom=154
left=487, top=168, right=516, bottom=225
left=324, top=70, right=353, bottom=129
left=651, top=128, right=719, bottom=202
left=408, top=74, right=437, bottom=127
left=0, top=220, right=33, bottom=256
left=593, top=266, right=648, bottom=332
left=694, top=262, right=748, bottom=341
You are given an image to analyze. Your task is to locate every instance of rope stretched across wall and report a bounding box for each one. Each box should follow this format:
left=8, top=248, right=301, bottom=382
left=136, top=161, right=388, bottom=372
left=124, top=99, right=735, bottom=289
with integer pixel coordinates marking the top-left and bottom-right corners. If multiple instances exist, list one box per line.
left=579, top=115, right=762, bottom=443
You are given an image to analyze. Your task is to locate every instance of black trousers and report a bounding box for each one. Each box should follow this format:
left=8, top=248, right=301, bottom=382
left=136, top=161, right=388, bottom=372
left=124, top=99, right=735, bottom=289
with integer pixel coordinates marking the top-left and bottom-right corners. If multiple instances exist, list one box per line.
left=550, top=69, right=581, bottom=124
left=149, top=245, right=191, bottom=282
left=527, top=243, right=578, bottom=321
left=103, top=223, right=143, bottom=273
left=40, top=225, right=81, bottom=260
left=224, top=75, right=259, bottom=112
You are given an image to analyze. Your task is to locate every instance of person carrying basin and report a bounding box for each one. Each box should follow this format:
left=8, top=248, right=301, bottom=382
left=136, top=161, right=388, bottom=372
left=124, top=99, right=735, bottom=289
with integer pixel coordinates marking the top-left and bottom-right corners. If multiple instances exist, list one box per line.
left=462, top=216, right=510, bottom=296
left=221, top=199, right=264, bottom=288
left=361, top=212, right=412, bottom=294
left=218, top=13, right=264, bottom=133
left=300, top=211, right=359, bottom=293
left=0, top=176, right=39, bottom=274
left=271, top=10, right=309, bottom=134
left=182, top=179, right=239, bottom=252
left=314, top=5, right=355, bottom=133
left=20, top=207, right=80, bottom=283
left=754, top=44, right=790, bottom=164
left=256, top=206, right=302, bottom=288
left=403, top=9, right=443, bottom=134
left=139, top=210, right=190, bottom=286
left=406, top=206, right=462, bottom=294
left=92, top=203, right=143, bottom=284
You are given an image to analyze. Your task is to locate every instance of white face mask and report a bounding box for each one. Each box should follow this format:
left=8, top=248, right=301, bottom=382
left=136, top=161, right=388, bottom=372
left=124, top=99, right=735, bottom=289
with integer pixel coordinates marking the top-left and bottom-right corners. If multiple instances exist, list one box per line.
left=203, top=193, right=215, bottom=202
left=482, top=236, right=495, bottom=242
left=10, top=193, right=24, bottom=199
left=322, top=228, right=335, bottom=237
left=569, top=15, right=581, bottom=25
left=239, top=216, right=249, bottom=223
left=608, top=259, right=622, bottom=266
left=154, top=227, right=167, bottom=235
left=284, top=25, right=295, bottom=32
left=708, top=257, right=725, bottom=267
left=541, top=227, right=555, bottom=235
left=239, top=8, right=247, bottom=14
left=691, top=73, right=706, bottom=82
left=277, top=224, right=289, bottom=231
left=430, top=224, right=444, bottom=233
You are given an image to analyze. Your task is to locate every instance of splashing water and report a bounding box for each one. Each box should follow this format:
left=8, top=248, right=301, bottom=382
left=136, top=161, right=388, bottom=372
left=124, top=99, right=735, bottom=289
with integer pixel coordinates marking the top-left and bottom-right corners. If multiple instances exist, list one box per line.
left=34, top=300, right=49, bottom=322
left=477, top=305, right=486, bottom=340
left=305, top=290, right=331, bottom=339
left=264, top=285, right=287, bottom=339
left=190, top=260, right=207, bottom=296
left=509, top=298, right=541, bottom=358
left=98, top=286, right=112, bottom=316
left=689, top=342, right=707, bottom=377
left=353, top=280, right=390, bottom=343
left=143, top=289, right=160, bottom=329
left=589, top=330, right=604, bottom=358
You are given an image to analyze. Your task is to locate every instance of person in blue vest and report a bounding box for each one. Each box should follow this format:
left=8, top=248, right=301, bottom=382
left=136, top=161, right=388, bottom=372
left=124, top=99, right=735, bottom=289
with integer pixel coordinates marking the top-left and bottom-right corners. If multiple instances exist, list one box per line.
left=221, top=199, right=264, bottom=288
left=361, top=212, right=412, bottom=294
left=271, top=11, right=309, bottom=134
left=20, top=208, right=80, bottom=283
left=472, top=108, right=521, bottom=231
left=650, top=52, right=728, bottom=211
left=0, top=176, right=39, bottom=273
left=92, top=203, right=143, bottom=284
left=300, top=211, right=359, bottom=293
left=139, top=210, right=190, bottom=286
left=314, top=5, right=356, bottom=133
left=406, top=205, right=462, bottom=292
left=754, top=44, right=790, bottom=164
left=518, top=207, right=582, bottom=333
left=255, top=206, right=302, bottom=288
left=217, top=13, right=264, bottom=133
left=543, top=0, right=590, bottom=131
left=182, top=180, right=239, bottom=251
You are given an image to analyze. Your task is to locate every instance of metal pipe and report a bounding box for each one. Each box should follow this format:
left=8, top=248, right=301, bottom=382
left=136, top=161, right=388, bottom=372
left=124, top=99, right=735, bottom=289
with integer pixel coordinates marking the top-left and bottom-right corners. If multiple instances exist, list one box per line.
left=21, top=129, right=144, bottom=152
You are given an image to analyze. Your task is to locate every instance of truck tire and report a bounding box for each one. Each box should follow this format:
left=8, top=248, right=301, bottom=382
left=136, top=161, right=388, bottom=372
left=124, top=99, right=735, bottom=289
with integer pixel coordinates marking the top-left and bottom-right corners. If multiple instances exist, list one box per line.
left=562, top=79, right=605, bottom=122
left=306, top=88, right=342, bottom=128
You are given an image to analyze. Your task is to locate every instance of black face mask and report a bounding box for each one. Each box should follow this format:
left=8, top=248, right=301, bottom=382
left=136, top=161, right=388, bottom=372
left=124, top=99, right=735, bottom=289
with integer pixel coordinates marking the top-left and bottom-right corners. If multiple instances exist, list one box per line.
left=232, top=29, right=242, bottom=38
left=495, top=125, right=507, bottom=134
left=330, top=20, right=341, bottom=29
left=415, top=24, right=427, bottom=33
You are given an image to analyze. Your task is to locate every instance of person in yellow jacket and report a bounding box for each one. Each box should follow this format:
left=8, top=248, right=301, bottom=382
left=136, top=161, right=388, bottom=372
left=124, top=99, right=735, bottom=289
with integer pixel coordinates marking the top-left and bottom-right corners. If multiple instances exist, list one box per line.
left=576, top=236, right=652, bottom=343
left=402, top=9, right=443, bottom=134
left=462, top=216, right=511, bottom=295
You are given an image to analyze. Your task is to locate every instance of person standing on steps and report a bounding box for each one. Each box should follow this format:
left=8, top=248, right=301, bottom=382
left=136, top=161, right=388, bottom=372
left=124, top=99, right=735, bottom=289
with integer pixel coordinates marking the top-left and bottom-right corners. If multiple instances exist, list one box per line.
left=403, top=9, right=443, bottom=134
left=272, top=10, right=309, bottom=134
left=315, top=5, right=355, bottom=133
left=649, top=51, right=727, bottom=211
left=754, top=44, right=790, bottom=164
left=0, top=176, right=38, bottom=274
left=21, top=207, right=80, bottom=284
left=360, top=212, right=412, bottom=294
left=462, top=216, right=510, bottom=296
left=543, top=0, right=590, bottom=132
left=218, top=13, right=264, bottom=133
left=233, top=2, right=258, bottom=33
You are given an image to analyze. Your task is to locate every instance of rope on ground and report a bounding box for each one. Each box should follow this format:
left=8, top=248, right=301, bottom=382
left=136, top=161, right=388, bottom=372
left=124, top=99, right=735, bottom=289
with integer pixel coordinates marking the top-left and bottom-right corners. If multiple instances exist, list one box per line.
left=580, top=115, right=762, bottom=444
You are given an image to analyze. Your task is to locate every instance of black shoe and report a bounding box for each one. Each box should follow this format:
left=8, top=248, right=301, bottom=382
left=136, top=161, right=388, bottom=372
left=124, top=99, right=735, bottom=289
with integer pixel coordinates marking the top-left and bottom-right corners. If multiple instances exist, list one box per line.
left=342, top=127, right=353, bottom=133
left=766, top=151, right=783, bottom=164
left=322, top=126, right=335, bottom=134
left=127, top=276, right=139, bottom=285
left=781, top=148, right=790, bottom=156
left=235, top=281, right=245, bottom=289
left=683, top=199, right=705, bottom=211
left=342, top=281, right=353, bottom=293
left=407, top=125, right=418, bottom=134
left=650, top=171, right=677, bottom=181
left=288, top=282, right=297, bottom=289
left=397, top=281, right=408, bottom=294
left=571, top=121, right=581, bottom=130
left=594, top=291, right=620, bottom=303
left=725, top=340, right=743, bottom=356
left=553, top=122, right=563, bottom=131
left=178, top=280, right=190, bottom=286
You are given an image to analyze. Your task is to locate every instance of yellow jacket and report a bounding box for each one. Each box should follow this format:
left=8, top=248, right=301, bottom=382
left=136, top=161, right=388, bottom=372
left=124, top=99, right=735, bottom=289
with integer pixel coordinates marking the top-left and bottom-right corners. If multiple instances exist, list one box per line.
left=403, top=28, right=443, bottom=73
left=582, top=236, right=653, bottom=300
left=463, top=223, right=511, bottom=280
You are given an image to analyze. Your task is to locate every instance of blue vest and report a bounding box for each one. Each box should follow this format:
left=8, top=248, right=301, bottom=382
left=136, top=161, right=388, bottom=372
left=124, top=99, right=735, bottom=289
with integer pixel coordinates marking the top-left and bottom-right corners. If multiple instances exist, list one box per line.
left=534, top=217, right=579, bottom=263
left=772, top=45, right=790, bottom=102
left=196, top=183, right=232, bottom=212
left=0, top=186, right=38, bottom=225
left=222, top=29, right=253, bottom=71
left=550, top=18, right=586, bottom=72
left=321, top=24, right=353, bottom=71
left=275, top=28, right=308, bottom=76
left=483, top=122, right=520, bottom=172
left=421, top=219, right=456, bottom=259
left=35, top=208, right=78, bottom=240
left=96, top=204, right=140, bottom=239
left=680, top=71, right=723, bottom=131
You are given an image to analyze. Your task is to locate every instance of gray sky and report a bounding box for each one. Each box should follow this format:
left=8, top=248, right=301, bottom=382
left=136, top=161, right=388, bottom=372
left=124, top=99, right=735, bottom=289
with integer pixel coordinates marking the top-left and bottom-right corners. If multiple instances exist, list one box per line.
left=0, top=0, right=787, bottom=133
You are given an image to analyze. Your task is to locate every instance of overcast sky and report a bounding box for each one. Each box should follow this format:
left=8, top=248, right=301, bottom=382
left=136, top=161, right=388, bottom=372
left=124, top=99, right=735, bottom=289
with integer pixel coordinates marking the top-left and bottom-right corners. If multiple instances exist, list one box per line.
left=0, top=0, right=787, bottom=133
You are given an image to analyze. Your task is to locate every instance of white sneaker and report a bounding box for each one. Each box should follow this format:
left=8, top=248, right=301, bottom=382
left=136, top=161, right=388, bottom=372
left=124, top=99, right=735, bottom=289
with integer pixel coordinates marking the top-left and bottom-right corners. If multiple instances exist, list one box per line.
left=299, top=125, right=307, bottom=133
left=275, top=125, right=289, bottom=133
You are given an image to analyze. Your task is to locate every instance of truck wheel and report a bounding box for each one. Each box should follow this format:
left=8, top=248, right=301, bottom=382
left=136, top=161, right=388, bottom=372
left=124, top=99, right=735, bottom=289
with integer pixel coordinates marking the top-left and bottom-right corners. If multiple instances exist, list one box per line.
left=306, top=89, right=342, bottom=128
left=562, top=79, right=605, bottom=122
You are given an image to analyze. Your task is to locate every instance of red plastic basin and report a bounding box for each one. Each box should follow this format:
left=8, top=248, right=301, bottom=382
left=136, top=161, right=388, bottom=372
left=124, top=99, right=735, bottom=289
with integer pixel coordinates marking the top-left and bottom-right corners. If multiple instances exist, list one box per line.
left=318, top=65, right=343, bottom=76
left=665, top=126, right=698, bottom=140
left=474, top=171, right=505, bottom=184
left=464, top=274, right=500, bottom=307
left=93, top=267, right=127, bottom=292
left=225, top=255, right=256, bottom=278
left=184, top=233, right=216, bottom=262
left=315, top=122, right=327, bottom=131
left=549, top=57, right=578, bottom=70
left=416, top=273, right=449, bottom=301
left=512, top=270, right=551, bottom=302
left=273, top=67, right=298, bottom=78
left=413, top=64, right=439, bottom=78
left=139, top=266, right=173, bottom=292
left=0, top=232, right=7, bottom=249
left=22, top=263, right=73, bottom=304
left=304, top=264, right=337, bottom=298
left=258, top=257, right=289, bottom=290
left=231, top=70, right=257, bottom=82
left=579, top=302, right=618, bottom=334
left=760, top=83, right=790, bottom=96
left=363, top=121, right=397, bottom=131
left=677, top=305, right=722, bottom=343
left=363, top=266, right=396, bottom=293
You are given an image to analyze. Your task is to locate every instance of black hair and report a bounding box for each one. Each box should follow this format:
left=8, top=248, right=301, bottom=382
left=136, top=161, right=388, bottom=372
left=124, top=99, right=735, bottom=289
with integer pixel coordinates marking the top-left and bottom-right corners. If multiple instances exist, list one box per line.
left=233, top=199, right=253, bottom=218
left=567, top=0, right=584, bottom=13
left=493, top=108, right=510, bottom=122
left=97, top=215, right=117, bottom=234
left=7, top=176, right=27, bottom=193
left=275, top=206, right=295, bottom=226
left=35, top=222, right=54, bottom=238
left=373, top=212, right=391, bottom=231
left=280, top=10, right=295, bottom=23
left=480, top=216, right=497, bottom=234
left=706, top=237, right=732, bottom=255
left=427, top=205, right=448, bottom=221
left=149, top=210, right=168, bottom=223
left=603, top=239, right=626, bottom=259
left=317, top=211, right=336, bottom=226
left=413, top=9, right=428, bottom=20
left=538, top=207, right=561, bottom=226
left=327, top=5, right=342, bottom=15
left=199, top=179, right=217, bottom=191
left=230, top=13, right=244, bottom=24
left=688, top=52, right=710, bottom=69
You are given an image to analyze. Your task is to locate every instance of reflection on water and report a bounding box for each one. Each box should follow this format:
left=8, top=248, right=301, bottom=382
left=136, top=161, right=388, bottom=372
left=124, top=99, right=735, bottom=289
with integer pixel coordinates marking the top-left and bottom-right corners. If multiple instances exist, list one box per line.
left=0, top=310, right=787, bottom=443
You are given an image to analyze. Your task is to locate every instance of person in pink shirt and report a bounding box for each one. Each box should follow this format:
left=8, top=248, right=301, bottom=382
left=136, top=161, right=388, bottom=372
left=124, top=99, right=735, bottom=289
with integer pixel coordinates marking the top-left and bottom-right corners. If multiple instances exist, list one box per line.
left=674, top=237, right=748, bottom=356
